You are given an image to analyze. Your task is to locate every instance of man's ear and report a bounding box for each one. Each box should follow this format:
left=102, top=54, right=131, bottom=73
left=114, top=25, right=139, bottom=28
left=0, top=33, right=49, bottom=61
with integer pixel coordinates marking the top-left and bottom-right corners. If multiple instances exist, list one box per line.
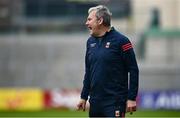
left=98, top=17, right=103, bottom=25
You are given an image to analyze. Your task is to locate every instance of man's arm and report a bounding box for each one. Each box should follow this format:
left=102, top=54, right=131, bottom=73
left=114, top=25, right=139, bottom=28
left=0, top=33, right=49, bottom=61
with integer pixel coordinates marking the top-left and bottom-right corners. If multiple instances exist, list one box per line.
left=80, top=41, right=91, bottom=100
left=77, top=41, right=91, bottom=111
left=121, top=40, right=139, bottom=100
left=121, top=38, right=139, bottom=113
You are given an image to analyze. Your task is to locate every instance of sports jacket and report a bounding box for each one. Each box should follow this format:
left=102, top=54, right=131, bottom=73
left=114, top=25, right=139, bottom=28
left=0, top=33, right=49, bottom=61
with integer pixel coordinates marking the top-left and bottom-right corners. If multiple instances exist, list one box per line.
left=81, top=27, right=139, bottom=102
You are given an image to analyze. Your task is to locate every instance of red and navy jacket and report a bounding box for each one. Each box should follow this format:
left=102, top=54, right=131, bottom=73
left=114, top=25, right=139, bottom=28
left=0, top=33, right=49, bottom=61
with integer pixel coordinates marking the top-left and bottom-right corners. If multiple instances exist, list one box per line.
left=81, top=27, right=139, bottom=102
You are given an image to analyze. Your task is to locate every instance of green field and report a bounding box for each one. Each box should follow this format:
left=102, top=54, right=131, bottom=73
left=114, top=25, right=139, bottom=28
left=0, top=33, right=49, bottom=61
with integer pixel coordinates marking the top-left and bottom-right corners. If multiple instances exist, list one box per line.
left=0, top=109, right=180, bottom=117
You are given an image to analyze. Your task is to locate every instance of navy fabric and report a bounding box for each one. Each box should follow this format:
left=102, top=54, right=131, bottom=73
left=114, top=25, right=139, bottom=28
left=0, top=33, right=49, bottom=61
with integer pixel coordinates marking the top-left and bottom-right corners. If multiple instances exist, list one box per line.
left=81, top=27, right=139, bottom=117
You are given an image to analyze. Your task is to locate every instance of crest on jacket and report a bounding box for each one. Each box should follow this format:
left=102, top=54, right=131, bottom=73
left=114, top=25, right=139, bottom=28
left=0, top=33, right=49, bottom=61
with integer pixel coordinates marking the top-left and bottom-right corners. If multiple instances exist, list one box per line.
left=105, top=42, right=110, bottom=48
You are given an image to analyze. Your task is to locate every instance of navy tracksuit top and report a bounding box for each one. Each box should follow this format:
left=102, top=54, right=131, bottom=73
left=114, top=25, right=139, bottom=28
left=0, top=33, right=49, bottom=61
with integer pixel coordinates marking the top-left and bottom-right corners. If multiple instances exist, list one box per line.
left=81, top=27, right=139, bottom=103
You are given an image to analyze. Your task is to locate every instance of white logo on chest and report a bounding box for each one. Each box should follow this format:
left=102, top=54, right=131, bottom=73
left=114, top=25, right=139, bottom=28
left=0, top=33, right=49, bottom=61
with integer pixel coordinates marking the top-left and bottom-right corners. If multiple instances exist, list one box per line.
left=90, top=43, right=96, bottom=47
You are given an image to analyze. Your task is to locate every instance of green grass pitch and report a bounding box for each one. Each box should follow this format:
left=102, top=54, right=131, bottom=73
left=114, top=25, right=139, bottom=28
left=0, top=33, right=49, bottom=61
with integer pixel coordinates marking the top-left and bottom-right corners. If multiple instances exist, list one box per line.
left=0, top=109, right=180, bottom=117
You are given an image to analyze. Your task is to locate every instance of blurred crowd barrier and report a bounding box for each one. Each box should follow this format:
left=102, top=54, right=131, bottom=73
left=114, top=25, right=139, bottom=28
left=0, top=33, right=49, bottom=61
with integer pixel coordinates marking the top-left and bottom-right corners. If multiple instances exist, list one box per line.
left=0, top=88, right=44, bottom=110
left=139, top=91, right=180, bottom=110
left=0, top=88, right=180, bottom=111
left=0, top=88, right=83, bottom=111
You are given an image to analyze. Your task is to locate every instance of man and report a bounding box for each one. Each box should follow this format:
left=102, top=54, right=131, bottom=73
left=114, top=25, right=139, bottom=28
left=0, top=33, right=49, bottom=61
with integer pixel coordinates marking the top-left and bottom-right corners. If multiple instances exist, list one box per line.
left=77, top=5, right=139, bottom=117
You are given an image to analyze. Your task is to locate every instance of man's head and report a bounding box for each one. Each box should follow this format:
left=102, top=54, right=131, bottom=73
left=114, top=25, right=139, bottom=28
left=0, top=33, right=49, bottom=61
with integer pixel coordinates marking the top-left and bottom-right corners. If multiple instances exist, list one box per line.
left=85, top=5, right=112, bottom=37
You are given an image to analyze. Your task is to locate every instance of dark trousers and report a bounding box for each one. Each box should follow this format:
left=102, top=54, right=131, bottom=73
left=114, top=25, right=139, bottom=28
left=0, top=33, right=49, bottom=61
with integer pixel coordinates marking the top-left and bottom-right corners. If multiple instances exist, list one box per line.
left=89, top=100, right=126, bottom=118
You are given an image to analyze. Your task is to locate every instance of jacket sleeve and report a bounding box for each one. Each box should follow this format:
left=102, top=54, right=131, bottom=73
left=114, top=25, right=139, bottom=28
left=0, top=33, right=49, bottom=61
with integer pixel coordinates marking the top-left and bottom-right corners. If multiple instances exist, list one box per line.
left=80, top=41, right=91, bottom=100
left=121, top=38, right=139, bottom=101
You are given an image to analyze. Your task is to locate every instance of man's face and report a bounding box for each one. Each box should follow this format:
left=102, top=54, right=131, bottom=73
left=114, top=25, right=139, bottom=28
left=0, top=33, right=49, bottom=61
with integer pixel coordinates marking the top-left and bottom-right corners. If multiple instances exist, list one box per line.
left=85, top=10, right=100, bottom=36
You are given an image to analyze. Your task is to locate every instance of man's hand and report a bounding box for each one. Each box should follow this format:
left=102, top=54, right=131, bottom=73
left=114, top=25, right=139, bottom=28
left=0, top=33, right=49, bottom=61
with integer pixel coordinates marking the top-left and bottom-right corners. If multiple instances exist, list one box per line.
left=126, top=100, right=137, bottom=114
left=77, top=99, right=86, bottom=111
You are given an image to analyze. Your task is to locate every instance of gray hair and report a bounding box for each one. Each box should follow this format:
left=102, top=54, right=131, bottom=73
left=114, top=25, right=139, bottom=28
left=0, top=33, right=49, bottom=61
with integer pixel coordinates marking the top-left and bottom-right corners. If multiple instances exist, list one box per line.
left=88, top=5, right=112, bottom=27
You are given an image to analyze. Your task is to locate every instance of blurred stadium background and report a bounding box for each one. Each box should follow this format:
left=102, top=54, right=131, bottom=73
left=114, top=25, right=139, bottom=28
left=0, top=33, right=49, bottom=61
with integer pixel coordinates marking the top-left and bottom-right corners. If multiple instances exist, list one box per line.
left=0, top=0, right=180, bottom=117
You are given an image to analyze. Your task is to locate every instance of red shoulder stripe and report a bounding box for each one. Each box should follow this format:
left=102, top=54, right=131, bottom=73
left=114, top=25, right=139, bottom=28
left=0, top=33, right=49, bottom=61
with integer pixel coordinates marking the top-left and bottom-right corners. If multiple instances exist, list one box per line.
left=122, top=43, right=133, bottom=51
left=122, top=43, right=131, bottom=48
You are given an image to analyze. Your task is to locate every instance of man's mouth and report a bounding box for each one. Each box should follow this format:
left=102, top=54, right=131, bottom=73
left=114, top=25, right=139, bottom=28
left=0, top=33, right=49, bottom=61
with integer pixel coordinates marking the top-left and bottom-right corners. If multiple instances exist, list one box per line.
left=88, top=26, right=92, bottom=30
